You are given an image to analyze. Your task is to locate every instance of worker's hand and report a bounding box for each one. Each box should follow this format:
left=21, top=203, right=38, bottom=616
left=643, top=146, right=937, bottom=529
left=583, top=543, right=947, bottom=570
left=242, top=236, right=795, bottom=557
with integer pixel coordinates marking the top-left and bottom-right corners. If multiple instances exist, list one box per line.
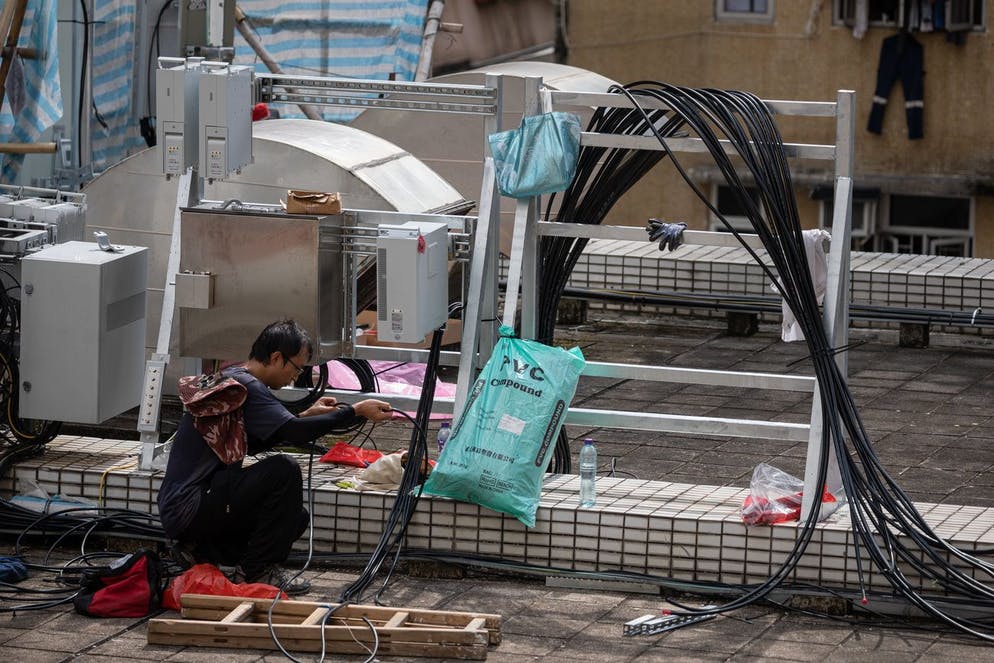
left=353, top=399, right=393, bottom=422
left=298, top=396, right=339, bottom=418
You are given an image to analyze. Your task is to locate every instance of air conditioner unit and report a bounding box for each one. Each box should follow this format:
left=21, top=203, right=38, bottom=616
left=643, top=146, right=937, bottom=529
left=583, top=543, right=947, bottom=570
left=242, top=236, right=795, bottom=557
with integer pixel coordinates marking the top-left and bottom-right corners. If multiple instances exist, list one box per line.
left=376, top=221, right=449, bottom=343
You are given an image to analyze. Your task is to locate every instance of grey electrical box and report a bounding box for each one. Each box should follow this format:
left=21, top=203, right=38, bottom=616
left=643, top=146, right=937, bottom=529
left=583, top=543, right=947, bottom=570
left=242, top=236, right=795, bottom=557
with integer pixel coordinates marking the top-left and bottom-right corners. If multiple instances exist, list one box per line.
left=375, top=221, right=449, bottom=342
left=19, top=241, right=148, bottom=424
left=199, top=64, right=253, bottom=180
left=156, top=60, right=202, bottom=176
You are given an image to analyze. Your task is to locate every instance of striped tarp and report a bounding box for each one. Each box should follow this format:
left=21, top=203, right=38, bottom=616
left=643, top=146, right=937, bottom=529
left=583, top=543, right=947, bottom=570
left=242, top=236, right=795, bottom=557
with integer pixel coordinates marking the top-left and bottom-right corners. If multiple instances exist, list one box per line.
left=90, top=0, right=146, bottom=174
left=85, top=0, right=428, bottom=174
left=0, top=0, right=63, bottom=183
left=233, top=0, right=428, bottom=121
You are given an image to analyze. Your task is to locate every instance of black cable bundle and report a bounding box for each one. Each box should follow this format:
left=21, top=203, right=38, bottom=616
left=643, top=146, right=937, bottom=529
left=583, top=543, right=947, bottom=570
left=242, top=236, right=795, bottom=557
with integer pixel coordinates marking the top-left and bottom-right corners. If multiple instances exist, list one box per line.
left=535, top=102, right=686, bottom=473
left=604, top=81, right=994, bottom=638
left=337, top=325, right=444, bottom=604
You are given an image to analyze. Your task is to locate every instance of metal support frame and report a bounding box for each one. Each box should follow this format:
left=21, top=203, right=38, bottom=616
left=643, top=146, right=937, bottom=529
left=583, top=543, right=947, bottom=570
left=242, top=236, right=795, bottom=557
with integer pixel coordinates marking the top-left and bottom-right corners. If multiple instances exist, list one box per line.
left=496, top=85, right=857, bottom=522
left=139, top=169, right=196, bottom=469
left=136, top=68, right=856, bottom=516
left=137, top=71, right=503, bottom=468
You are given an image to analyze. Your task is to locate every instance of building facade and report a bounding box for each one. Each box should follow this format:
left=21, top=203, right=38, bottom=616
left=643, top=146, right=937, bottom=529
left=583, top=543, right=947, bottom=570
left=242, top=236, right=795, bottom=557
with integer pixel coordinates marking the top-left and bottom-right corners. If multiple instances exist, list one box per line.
left=565, top=1, right=994, bottom=258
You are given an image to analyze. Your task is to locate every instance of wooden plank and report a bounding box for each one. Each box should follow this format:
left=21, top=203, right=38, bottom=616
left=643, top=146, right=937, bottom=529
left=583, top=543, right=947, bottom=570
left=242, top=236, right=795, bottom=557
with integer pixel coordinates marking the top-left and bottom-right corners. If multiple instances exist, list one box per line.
left=149, top=618, right=488, bottom=646
left=181, top=594, right=498, bottom=622
left=147, top=629, right=487, bottom=659
left=219, top=601, right=254, bottom=623
left=179, top=594, right=502, bottom=643
left=301, top=606, right=332, bottom=626
left=465, top=617, right=486, bottom=631
left=384, top=611, right=409, bottom=629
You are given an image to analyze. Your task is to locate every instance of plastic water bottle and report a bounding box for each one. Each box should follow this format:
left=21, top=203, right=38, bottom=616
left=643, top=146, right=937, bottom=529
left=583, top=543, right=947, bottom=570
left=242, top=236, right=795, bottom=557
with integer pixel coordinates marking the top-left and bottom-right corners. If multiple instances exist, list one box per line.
left=436, top=422, right=451, bottom=455
left=579, top=438, right=597, bottom=507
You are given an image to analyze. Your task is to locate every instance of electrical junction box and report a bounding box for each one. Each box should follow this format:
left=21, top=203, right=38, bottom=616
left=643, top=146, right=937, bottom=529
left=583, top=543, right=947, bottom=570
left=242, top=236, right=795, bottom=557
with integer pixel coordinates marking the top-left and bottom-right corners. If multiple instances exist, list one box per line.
left=155, top=59, right=203, bottom=176
left=199, top=64, right=253, bottom=180
left=19, top=241, right=148, bottom=424
left=376, top=221, right=449, bottom=343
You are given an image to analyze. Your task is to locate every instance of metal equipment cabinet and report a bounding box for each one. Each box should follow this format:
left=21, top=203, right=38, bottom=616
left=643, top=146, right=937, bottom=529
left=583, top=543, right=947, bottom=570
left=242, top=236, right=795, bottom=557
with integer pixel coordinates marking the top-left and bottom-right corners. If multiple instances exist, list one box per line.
left=19, top=241, right=148, bottom=424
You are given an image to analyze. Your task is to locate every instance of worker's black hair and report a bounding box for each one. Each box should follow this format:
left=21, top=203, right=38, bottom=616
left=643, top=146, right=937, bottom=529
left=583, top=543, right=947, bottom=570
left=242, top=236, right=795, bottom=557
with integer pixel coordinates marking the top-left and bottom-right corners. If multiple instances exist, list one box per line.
left=249, top=319, right=313, bottom=364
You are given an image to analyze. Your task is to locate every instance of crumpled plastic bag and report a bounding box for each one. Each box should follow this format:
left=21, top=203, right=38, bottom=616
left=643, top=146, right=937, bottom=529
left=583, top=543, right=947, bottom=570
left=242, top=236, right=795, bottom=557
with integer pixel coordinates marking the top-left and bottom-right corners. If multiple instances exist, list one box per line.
left=162, top=563, right=283, bottom=611
left=352, top=451, right=434, bottom=492
left=10, top=477, right=98, bottom=516
left=488, top=111, right=581, bottom=199
left=741, top=463, right=835, bottom=526
left=319, top=441, right=384, bottom=468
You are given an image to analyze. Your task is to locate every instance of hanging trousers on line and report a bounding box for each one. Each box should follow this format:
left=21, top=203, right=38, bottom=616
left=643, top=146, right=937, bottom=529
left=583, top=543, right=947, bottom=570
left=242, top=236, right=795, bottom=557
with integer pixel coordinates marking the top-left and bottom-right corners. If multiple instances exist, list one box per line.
left=867, top=33, right=924, bottom=139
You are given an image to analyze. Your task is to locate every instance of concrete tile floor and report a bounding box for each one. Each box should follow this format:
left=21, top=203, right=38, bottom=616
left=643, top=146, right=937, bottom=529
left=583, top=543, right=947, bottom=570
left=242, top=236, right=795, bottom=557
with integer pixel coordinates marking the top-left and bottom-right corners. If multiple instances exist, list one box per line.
left=3, top=314, right=994, bottom=661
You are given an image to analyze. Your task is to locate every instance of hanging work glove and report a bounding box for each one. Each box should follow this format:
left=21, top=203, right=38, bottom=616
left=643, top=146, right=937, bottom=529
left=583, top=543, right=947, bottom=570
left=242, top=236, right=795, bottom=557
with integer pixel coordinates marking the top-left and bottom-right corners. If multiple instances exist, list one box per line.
left=646, top=218, right=688, bottom=252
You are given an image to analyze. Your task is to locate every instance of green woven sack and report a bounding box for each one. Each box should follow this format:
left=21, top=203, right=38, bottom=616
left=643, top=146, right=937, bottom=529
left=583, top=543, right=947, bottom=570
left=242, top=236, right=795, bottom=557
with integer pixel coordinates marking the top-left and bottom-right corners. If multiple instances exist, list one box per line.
left=423, top=326, right=585, bottom=527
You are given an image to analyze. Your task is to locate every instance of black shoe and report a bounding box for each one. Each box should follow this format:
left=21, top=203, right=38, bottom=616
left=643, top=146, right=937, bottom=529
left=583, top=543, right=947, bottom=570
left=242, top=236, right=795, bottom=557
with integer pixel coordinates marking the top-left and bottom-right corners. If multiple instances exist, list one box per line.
left=168, top=540, right=199, bottom=570
left=247, top=565, right=311, bottom=596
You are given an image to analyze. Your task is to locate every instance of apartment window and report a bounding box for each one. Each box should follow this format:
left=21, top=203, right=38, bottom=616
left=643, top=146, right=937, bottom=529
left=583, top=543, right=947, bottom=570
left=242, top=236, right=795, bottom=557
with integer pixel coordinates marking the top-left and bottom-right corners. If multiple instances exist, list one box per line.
left=716, top=0, right=774, bottom=22
left=814, top=185, right=879, bottom=251
left=880, top=194, right=973, bottom=256
left=711, top=185, right=763, bottom=233
left=834, top=0, right=984, bottom=29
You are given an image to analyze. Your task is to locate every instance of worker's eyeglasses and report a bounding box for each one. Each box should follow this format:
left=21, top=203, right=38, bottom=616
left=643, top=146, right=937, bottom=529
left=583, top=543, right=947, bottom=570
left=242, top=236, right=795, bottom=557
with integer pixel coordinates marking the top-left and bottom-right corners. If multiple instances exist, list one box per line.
left=283, top=354, right=305, bottom=376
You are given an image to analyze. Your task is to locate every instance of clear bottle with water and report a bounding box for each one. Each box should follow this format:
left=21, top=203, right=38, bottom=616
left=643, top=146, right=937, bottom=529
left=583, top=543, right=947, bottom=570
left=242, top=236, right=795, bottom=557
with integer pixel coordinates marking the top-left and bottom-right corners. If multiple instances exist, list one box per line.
left=579, top=438, right=597, bottom=507
left=437, top=422, right=451, bottom=455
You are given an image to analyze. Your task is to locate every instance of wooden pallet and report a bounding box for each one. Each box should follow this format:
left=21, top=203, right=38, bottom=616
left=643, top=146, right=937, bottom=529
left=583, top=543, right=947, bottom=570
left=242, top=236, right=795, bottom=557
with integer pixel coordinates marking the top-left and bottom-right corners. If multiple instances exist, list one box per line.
left=147, top=594, right=502, bottom=660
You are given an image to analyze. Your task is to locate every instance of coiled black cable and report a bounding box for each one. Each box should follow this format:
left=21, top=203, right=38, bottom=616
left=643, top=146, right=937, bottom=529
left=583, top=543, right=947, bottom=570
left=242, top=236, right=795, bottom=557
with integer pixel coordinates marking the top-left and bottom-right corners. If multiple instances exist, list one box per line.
left=592, top=81, right=994, bottom=639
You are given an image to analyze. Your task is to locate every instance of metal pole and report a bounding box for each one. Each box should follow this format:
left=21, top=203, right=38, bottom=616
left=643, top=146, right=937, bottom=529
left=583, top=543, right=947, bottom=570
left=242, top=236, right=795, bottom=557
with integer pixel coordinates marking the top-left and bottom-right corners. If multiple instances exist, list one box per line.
left=415, top=0, right=445, bottom=82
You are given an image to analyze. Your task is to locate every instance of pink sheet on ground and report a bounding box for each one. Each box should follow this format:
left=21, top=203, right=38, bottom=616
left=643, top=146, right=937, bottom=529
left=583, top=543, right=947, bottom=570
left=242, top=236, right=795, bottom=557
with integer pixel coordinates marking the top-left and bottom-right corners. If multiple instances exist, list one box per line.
left=322, top=360, right=454, bottom=420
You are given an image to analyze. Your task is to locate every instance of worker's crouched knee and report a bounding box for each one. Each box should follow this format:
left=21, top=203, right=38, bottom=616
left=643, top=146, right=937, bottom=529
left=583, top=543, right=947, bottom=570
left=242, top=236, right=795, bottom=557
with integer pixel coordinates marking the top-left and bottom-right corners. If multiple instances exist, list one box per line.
left=260, top=454, right=303, bottom=490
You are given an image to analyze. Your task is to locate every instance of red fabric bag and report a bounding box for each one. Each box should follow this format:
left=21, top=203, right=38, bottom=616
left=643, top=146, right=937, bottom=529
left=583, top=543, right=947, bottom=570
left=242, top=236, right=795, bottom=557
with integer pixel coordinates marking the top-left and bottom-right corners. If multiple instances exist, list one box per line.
left=73, top=549, right=162, bottom=618
left=162, top=564, right=284, bottom=611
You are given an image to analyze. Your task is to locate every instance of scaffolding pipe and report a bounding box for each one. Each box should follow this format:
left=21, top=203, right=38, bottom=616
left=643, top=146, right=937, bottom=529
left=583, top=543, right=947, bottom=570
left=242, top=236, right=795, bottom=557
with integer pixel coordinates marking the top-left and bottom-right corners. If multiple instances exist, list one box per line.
left=415, top=0, right=446, bottom=82
left=233, top=5, right=323, bottom=121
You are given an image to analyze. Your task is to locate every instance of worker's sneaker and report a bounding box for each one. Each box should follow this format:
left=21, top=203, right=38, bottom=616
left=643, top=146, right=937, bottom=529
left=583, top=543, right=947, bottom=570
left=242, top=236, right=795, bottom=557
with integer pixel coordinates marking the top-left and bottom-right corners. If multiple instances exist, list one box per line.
left=247, top=565, right=311, bottom=596
left=167, top=540, right=200, bottom=570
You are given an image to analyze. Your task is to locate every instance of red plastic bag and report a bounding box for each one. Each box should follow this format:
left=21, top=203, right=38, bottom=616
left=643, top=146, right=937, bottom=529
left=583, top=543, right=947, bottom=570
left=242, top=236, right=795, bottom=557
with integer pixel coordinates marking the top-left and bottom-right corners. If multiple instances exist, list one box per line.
left=319, top=441, right=384, bottom=468
left=162, top=564, right=283, bottom=611
left=741, top=463, right=836, bottom=526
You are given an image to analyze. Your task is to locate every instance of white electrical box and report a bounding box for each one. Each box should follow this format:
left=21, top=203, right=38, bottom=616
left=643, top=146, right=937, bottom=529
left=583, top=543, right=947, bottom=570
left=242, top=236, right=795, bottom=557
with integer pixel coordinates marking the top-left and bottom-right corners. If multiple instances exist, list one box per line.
left=19, top=241, right=148, bottom=424
left=155, top=59, right=203, bottom=176
left=199, top=64, right=253, bottom=180
left=376, top=221, right=449, bottom=343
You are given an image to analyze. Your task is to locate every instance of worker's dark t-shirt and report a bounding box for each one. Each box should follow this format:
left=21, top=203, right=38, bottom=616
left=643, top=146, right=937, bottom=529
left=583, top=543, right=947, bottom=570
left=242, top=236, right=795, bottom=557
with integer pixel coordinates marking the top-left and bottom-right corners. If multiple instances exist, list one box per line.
left=157, top=365, right=294, bottom=538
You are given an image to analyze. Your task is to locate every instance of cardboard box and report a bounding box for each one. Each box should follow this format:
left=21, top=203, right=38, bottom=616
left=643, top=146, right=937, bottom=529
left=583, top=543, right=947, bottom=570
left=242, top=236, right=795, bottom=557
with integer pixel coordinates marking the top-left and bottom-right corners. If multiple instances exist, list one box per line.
left=355, top=310, right=462, bottom=349
left=284, top=190, right=342, bottom=215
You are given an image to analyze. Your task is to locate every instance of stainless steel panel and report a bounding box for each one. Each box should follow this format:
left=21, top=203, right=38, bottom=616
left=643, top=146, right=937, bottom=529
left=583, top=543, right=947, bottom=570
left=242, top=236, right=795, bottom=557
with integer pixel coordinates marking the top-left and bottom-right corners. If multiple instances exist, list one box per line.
left=179, top=207, right=348, bottom=361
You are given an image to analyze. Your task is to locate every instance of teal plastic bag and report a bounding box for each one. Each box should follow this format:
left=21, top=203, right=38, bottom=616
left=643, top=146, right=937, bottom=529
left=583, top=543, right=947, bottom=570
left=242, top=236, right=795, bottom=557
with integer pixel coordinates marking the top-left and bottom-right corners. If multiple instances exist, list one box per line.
left=488, top=111, right=582, bottom=199
left=423, top=326, right=585, bottom=527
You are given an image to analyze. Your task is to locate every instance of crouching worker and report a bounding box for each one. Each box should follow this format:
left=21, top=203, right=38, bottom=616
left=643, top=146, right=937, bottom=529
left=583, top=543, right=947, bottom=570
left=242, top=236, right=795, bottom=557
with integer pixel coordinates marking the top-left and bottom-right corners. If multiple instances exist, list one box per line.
left=157, top=319, right=392, bottom=595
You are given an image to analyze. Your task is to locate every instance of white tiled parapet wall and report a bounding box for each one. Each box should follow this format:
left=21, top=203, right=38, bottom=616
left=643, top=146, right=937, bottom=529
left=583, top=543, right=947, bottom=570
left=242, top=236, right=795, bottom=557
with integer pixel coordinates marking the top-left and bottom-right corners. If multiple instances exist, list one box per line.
left=7, top=435, right=994, bottom=594
left=502, top=240, right=994, bottom=327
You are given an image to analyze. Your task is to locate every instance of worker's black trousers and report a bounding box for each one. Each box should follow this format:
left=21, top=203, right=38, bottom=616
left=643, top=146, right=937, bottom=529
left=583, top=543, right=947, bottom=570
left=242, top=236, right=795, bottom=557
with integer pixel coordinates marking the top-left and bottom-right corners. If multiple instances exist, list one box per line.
left=183, top=454, right=308, bottom=579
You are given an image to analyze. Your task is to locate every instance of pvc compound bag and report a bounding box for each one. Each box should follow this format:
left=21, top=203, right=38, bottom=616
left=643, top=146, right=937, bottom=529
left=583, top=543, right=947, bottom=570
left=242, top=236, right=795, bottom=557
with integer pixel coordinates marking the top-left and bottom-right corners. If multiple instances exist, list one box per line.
left=488, top=111, right=582, bottom=199
left=423, top=326, right=585, bottom=527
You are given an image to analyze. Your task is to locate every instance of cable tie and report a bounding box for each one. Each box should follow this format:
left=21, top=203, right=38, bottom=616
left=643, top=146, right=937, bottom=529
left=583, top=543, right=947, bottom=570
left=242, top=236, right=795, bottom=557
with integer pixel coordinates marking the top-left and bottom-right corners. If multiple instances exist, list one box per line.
left=786, top=339, right=868, bottom=367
